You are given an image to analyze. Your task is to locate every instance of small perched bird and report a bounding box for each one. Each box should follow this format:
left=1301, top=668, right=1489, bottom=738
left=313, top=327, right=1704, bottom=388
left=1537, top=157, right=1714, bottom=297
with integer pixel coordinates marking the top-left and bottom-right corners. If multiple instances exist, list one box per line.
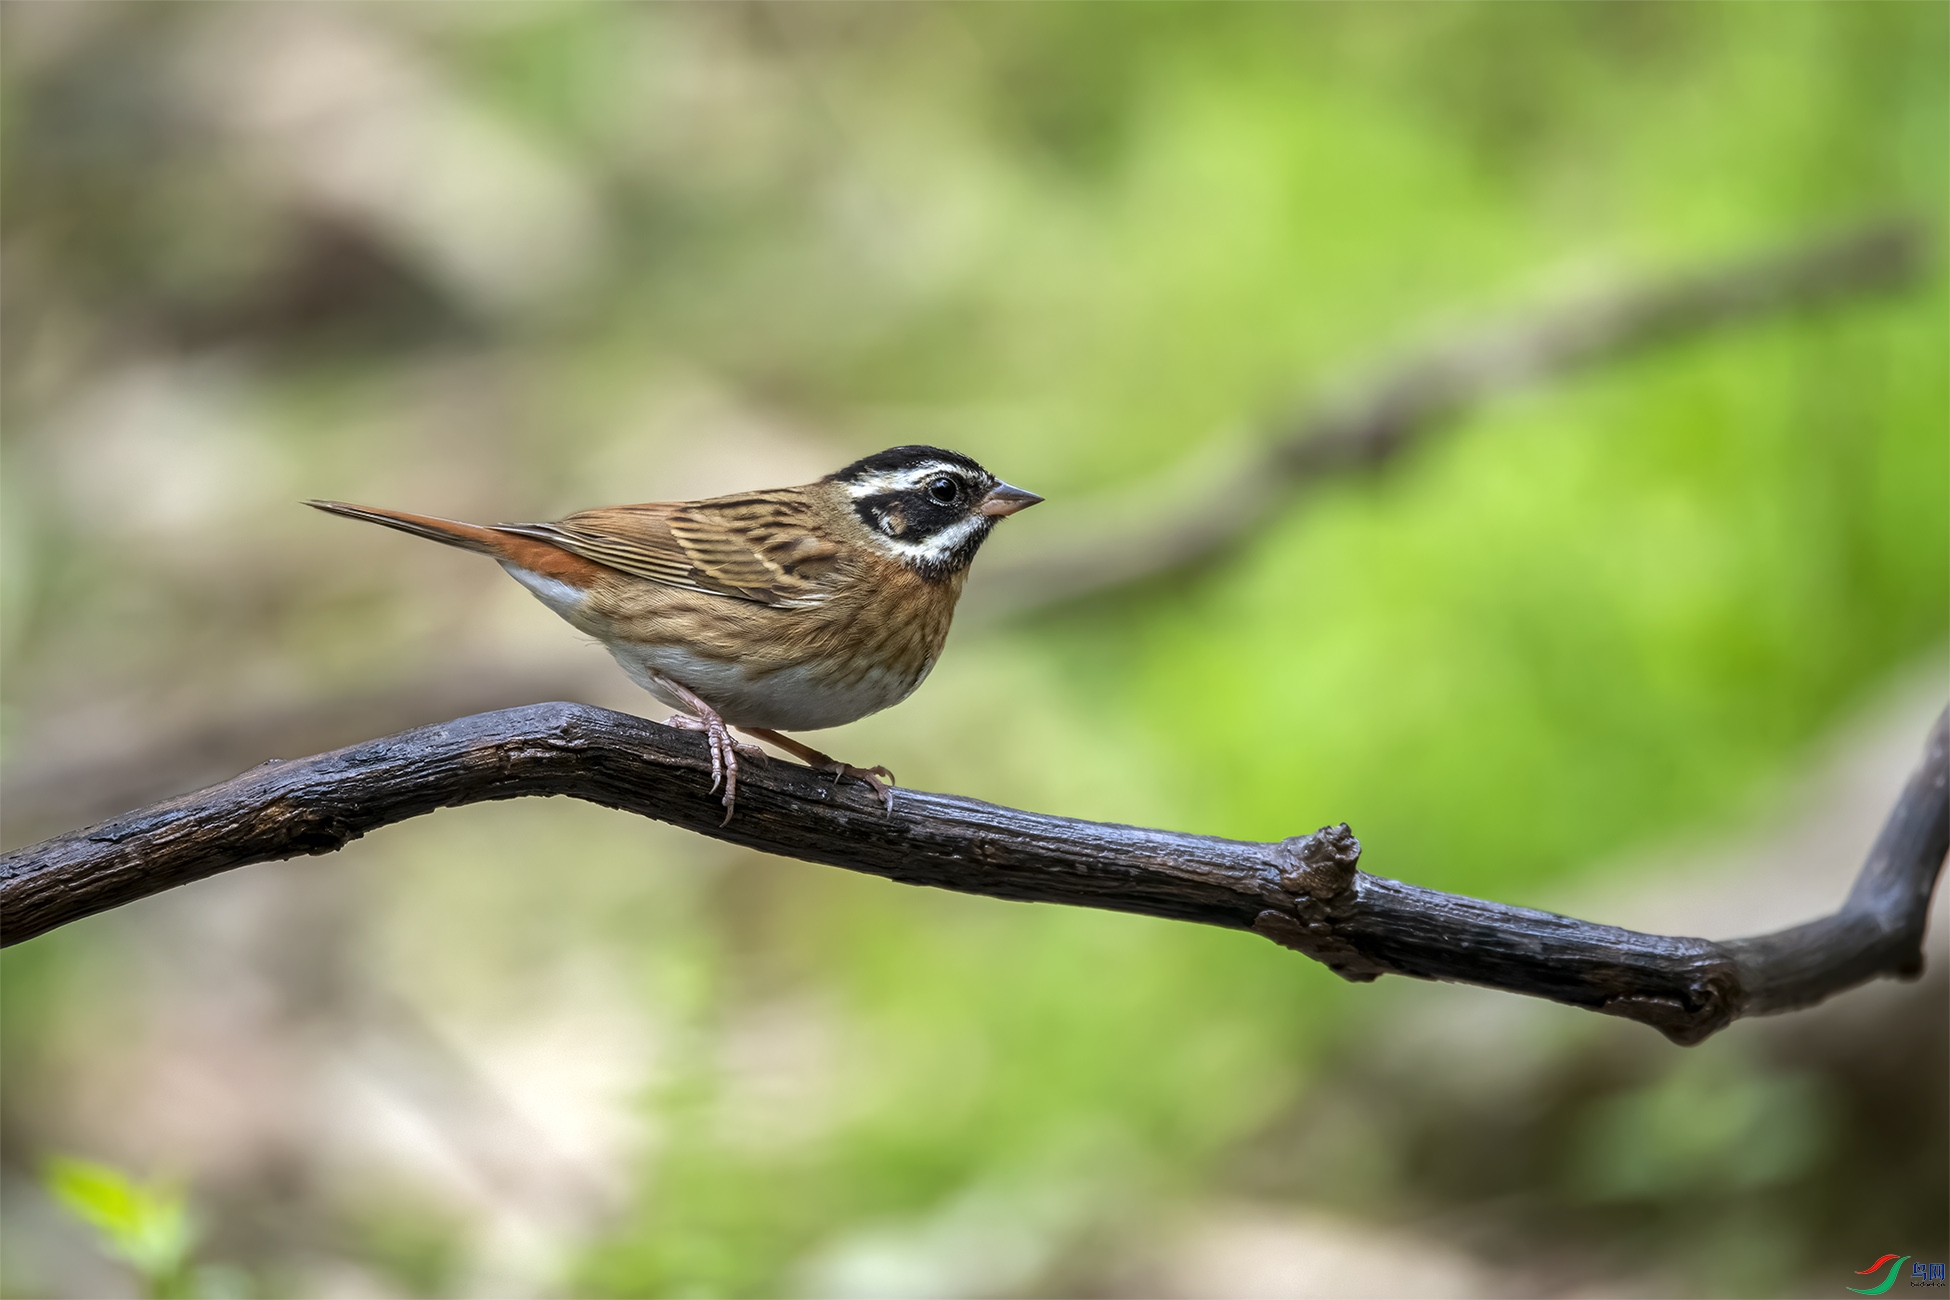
left=308, top=446, right=1040, bottom=819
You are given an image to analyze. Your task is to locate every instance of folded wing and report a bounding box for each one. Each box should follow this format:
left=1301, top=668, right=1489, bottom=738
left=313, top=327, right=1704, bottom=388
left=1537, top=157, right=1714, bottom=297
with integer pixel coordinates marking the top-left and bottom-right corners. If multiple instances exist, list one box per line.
left=492, top=493, right=847, bottom=608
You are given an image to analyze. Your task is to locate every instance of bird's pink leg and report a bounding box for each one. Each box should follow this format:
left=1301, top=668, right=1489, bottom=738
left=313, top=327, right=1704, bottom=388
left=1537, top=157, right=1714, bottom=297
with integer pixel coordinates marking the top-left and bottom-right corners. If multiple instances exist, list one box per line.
left=648, top=672, right=762, bottom=823
left=739, top=727, right=897, bottom=812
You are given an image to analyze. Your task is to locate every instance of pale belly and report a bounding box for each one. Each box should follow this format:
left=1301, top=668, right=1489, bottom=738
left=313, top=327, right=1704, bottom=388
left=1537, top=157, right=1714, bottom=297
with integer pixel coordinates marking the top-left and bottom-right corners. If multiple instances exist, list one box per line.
left=500, top=559, right=935, bottom=732
left=609, top=642, right=928, bottom=731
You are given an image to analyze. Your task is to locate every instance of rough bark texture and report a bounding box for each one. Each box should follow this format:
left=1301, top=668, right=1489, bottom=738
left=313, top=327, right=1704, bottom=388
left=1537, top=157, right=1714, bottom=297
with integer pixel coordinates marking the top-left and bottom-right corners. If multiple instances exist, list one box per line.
left=5, top=702, right=1942, bottom=1045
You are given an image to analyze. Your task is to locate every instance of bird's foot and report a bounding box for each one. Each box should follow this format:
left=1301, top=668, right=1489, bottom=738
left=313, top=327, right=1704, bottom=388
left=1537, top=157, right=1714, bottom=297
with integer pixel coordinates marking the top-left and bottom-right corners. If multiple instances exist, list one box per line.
left=662, top=711, right=763, bottom=824
left=828, top=762, right=897, bottom=812
left=737, top=728, right=898, bottom=813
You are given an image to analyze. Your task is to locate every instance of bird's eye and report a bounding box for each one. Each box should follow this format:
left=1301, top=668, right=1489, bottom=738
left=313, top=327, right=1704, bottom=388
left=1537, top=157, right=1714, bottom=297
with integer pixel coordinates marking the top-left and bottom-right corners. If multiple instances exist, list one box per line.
left=927, top=476, right=959, bottom=505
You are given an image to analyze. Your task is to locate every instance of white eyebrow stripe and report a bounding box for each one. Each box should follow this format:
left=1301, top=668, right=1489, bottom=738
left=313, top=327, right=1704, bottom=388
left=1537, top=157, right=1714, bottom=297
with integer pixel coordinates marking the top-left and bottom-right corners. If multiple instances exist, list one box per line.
left=845, top=463, right=971, bottom=497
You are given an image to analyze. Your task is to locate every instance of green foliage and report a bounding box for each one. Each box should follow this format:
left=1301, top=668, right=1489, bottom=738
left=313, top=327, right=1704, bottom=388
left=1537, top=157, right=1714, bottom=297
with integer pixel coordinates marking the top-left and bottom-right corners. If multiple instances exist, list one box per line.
left=344, top=1192, right=467, bottom=1299
left=1564, top=1052, right=1840, bottom=1298
left=43, top=1158, right=198, bottom=1299
left=1572, top=1054, right=1834, bottom=1202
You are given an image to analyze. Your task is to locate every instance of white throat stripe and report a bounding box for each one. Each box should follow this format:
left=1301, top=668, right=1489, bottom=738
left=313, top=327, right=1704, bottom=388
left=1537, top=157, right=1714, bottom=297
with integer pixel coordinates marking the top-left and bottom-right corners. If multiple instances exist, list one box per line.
left=879, top=511, right=985, bottom=562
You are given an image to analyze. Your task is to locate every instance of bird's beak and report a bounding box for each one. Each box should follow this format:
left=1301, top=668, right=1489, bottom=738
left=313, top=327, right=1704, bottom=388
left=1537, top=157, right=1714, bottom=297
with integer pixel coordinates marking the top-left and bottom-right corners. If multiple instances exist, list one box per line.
left=979, top=482, right=1043, bottom=518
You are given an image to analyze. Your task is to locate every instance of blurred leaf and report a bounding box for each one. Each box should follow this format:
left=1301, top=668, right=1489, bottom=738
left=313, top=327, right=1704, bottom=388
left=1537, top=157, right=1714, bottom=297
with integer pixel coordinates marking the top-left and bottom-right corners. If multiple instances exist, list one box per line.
left=43, top=1156, right=198, bottom=1297
left=1570, top=1056, right=1835, bottom=1202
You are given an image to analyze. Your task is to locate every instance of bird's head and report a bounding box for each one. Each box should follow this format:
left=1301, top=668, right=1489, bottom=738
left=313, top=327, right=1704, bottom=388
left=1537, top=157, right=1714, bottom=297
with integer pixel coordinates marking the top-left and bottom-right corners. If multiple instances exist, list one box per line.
left=827, top=445, right=1041, bottom=580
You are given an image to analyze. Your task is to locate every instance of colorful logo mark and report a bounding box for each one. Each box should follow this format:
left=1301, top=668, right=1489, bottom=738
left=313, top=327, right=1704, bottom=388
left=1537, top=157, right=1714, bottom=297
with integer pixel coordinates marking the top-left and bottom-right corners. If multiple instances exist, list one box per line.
left=1851, top=1256, right=1911, bottom=1295
left=1849, top=1256, right=1949, bottom=1292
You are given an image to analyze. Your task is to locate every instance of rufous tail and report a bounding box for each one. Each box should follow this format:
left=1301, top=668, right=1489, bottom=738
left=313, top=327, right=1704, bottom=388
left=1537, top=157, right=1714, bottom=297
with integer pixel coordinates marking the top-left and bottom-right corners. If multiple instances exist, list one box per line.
left=304, top=500, right=609, bottom=587
left=304, top=500, right=510, bottom=555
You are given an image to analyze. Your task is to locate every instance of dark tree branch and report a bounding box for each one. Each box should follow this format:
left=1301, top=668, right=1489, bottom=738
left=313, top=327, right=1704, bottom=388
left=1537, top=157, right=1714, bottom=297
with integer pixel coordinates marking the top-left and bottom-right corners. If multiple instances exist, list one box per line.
left=0, top=665, right=605, bottom=844
left=4, top=702, right=1942, bottom=1045
left=972, top=216, right=1929, bottom=619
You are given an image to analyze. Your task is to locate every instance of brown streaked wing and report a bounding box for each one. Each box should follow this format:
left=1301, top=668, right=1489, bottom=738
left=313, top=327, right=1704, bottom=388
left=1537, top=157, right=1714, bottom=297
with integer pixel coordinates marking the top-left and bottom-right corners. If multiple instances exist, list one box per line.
left=490, top=493, right=846, bottom=607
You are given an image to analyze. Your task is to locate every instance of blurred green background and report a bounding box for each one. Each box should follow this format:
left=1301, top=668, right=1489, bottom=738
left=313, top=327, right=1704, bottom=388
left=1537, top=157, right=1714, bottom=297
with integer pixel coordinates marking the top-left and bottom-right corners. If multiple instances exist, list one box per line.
left=2, top=4, right=1944, bottom=1297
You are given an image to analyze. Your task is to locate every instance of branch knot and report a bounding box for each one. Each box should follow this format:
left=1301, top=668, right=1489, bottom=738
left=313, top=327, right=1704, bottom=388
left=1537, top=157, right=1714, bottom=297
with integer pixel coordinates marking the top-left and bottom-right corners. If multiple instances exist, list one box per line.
left=1255, top=824, right=1387, bottom=983
left=1274, top=822, right=1363, bottom=901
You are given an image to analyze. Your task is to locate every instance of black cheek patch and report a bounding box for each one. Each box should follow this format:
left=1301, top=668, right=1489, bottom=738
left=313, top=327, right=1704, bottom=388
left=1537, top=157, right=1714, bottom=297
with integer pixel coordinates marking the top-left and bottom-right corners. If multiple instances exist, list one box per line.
left=911, top=498, right=962, bottom=534
left=853, top=492, right=899, bottom=534
left=855, top=489, right=986, bottom=559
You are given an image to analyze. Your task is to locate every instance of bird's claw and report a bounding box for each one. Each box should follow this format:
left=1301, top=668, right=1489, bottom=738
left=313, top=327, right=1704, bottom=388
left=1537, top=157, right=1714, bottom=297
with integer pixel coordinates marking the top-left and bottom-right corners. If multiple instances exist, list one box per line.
left=664, top=714, right=764, bottom=822
left=829, top=762, right=897, bottom=813
left=725, top=728, right=897, bottom=815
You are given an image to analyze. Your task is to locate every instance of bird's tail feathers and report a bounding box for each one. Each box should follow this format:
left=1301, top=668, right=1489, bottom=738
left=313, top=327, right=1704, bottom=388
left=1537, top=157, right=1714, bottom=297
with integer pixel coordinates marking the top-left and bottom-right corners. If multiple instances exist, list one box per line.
left=304, top=500, right=509, bottom=557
